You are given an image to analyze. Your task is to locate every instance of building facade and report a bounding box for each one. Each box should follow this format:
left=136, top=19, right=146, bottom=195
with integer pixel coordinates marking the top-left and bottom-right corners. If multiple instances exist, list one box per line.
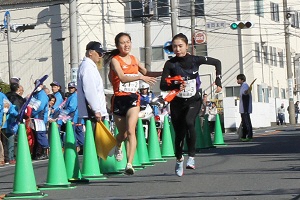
left=1, top=0, right=300, bottom=128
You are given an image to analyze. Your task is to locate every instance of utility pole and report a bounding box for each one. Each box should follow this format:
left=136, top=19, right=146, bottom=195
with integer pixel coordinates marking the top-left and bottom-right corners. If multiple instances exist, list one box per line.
left=5, top=11, right=13, bottom=80
left=170, top=0, right=177, bottom=37
left=69, top=0, right=79, bottom=83
left=235, top=0, right=244, bottom=74
left=143, top=0, right=153, bottom=71
left=283, top=0, right=295, bottom=124
left=101, top=0, right=108, bottom=88
left=191, top=0, right=195, bottom=55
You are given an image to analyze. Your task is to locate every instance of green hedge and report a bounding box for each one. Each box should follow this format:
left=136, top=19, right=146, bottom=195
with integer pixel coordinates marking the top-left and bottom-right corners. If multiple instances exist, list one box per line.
left=0, top=82, right=10, bottom=93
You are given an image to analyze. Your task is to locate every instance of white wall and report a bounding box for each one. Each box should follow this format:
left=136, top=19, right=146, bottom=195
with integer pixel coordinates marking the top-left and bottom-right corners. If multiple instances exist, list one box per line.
left=223, top=97, right=290, bottom=131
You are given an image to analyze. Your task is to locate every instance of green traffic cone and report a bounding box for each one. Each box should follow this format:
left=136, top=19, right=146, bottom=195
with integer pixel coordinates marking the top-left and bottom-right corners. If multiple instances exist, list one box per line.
left=161, top=115, right=175, bottom=158
left=99, top=156, right=123, bottom=175
left=103, top=119, right=110, bottom=130
left=99, top=121, right=123, bottom=175
left=114, top=128, right=127, bottom=172
left=195, top=115, right=205, bottom=150
left=81, top=120, right=107, bottom=180
left=136, top=118, right=154, bottom=166
left=203, top=115, right=214, bottom=148
left=39, top=122, right=75, bottom=190
left=131, top=144, right=145, bottom=170
left=147, top=117, right=166, bottom=162
left=169, top=121, right=175, bottom=149
left=213, top=114, right=227, bottom=146
left=64, top=121, right=89, bottom=183
left=5, top=124, right=47, bottom=198
left=115, top=141, right=127, bottom=171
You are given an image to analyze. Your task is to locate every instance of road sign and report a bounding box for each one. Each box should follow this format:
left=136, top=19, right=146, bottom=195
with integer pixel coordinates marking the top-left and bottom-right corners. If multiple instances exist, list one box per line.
left=3, top=11, right=10, bottom=28
left=194, top=31, right=206, bottom=44
left=163, top=41, right=173, bottom=55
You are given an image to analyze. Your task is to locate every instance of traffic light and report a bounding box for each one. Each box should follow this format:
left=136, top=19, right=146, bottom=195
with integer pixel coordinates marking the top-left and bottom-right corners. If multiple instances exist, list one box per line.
left=230, top=21, right=253, bottom=29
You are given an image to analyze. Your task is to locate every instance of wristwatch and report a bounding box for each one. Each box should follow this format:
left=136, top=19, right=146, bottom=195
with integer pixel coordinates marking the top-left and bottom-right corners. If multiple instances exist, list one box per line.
left=217, top=75, right=222, bottom=80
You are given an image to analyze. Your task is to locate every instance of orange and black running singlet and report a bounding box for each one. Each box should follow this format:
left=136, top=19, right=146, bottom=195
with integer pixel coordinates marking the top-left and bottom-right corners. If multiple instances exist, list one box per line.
left=110, top=55, right=139, bottom=96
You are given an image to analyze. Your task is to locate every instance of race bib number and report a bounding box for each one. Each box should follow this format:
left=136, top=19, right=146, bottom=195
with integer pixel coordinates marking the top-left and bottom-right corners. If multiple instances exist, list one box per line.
left=177, top=79, right=196, bottom=98
left=119, top=74, right=139, bottom=93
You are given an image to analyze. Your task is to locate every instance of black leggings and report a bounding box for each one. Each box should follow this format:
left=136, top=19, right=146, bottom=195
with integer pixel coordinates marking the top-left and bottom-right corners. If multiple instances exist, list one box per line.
left=170, top=97, right=201, bottom=160
left=241, top=113, right=253, bottom=139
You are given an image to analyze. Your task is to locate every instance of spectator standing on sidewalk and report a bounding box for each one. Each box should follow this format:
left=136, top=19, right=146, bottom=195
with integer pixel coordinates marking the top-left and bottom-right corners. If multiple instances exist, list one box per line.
left=31, top=80, right=49, bottom=160
left=277, top=103, right=286, bottom=125
left=207, top=101, right=218, bottom=134
left=77, top=41, right=108, bottom=124
left=199, top=93, right=208, bottom=128
left=0, top=92, right=7, bottom=166
left=237, top=74, right=253, bottom=142
left=2, top=99, right=18, bottom=165
left=294, top=101, right=299, bottom=124
left=50, top=81, right=64, bottom=119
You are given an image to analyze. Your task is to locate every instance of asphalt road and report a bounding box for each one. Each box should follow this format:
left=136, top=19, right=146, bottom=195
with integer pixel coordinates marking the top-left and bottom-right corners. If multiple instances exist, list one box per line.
left=1, top=126, right=300, bottom=200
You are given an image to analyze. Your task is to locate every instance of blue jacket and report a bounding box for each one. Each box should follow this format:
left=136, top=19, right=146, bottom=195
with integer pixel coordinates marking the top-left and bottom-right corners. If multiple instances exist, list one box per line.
left=0, top=92, right=8, bottom=127
left=53, top=92, right=64, bottom=111
left=3, top=104, right=18, bottom=133
left=32, top=90, right=49, bottom=124
left=63, top=92, right=78, bottom=123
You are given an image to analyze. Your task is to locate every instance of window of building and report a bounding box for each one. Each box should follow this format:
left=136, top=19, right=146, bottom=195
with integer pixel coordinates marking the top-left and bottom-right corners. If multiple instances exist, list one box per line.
left=178, top=0, right=204, bottom=17
left=263, top=45, right=268, bottom=64
left=273, top=47, right=277, bottom=66
left=254, top=0, right=264, bottom=17
left=281, top=88, right=286, bottom=99
left=225, top=86, right=241, bottom=97
left=274, top=87, right=279, bottom=98
left=156, top=0, right=169, bottom=17
left=257, top=84, right=269, bottom=103
left=270, top=2, right=280, bottom=22
left=124, top=0, right=170, bottom=22
left=255, top=42, right=260, bottom=63
left=188, top=44, right=207, bottom=56
left=269, top=46, right=273, bottom=65
left=140, top=46, right=164, bottom=62
left=278, top=50, right=284, bottom=68
left=124, top=1, right=143, bottom=22
left=291, top=11, right=300, bottom=28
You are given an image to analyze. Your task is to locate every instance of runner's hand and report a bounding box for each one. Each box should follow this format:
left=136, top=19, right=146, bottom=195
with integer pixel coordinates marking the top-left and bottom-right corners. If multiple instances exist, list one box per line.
left=140, top=76, right=156, bottom=85
left=179, top=82, right=186, bottom=91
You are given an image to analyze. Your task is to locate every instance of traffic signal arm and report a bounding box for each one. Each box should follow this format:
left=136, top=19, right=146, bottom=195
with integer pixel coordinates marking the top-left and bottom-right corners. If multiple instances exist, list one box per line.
left=230, top=21, right=253, bottom=29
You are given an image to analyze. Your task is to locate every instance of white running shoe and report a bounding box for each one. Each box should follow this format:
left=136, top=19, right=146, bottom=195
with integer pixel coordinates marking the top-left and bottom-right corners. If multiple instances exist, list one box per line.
left=114, top=146, right=123, bottom=162
left=186, top=157, right=195, bottom=169
left=175, top=156, right=184, bottom=177
left=125, top=163, right=135, bottom=175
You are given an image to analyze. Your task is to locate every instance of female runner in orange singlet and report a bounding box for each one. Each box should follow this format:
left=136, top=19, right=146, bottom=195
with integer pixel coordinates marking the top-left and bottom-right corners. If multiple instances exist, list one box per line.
left=105, top=32, right=161, bottom=175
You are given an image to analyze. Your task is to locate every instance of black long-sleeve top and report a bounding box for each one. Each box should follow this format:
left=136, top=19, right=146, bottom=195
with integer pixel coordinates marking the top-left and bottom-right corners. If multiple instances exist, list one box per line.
left=160, top=54, right=222, bottom=93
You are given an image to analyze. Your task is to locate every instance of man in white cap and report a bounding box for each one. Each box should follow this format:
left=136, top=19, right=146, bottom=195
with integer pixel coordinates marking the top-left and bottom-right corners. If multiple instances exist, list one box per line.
left=77, top=41, right=108, bottom=123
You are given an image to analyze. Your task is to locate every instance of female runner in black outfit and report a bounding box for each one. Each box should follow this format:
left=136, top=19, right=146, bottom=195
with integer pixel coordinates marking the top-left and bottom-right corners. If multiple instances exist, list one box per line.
left=160, top=33, right=222, bottom=177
